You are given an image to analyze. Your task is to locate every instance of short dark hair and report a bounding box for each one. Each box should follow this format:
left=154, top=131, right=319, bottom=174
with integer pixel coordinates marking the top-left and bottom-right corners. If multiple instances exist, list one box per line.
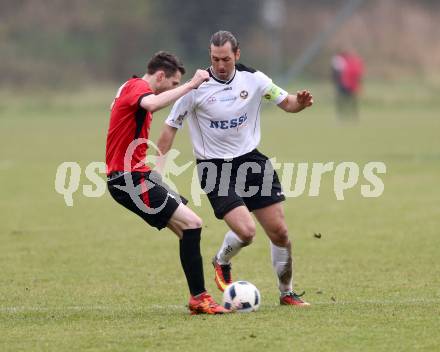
left=210, top=30, right=239, bottom=53
left=147, top=51, right=185, bottom=77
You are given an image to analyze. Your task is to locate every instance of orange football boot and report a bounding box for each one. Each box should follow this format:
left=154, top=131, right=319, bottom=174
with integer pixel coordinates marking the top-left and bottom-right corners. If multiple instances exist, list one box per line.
left=188, top=292, right=231, bottom=315
left=280, top=291, right=311, bottom=307
left=212, top=256, right=232, bottom=292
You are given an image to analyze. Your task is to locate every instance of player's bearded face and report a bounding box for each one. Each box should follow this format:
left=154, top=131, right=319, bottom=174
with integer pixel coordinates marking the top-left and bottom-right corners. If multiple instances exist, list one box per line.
left=210, top=43, right=240, bottom=81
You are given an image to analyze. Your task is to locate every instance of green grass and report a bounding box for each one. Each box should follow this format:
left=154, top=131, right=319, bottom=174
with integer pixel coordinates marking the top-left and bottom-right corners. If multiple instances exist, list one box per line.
left=1, top=80, right=440, bottom=351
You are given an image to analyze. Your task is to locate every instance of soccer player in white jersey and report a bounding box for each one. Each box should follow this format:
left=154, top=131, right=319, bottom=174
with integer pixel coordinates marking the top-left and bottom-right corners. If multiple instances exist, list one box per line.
left=157, top=31, right=313, bottom=306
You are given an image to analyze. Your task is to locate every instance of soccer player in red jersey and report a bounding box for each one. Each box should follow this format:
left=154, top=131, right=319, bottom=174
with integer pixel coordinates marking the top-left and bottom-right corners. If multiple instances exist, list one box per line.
left=106, top=51, right=229, bottom=315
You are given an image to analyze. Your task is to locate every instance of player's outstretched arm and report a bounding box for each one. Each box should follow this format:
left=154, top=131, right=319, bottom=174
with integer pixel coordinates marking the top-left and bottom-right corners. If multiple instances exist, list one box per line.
left=157, top=124, right=178, bottom=156
left=140, top=70, right=209, bottom=113
left=278, top=90, right=313, bottom=113
left=155, top=124, right=178, bottom=173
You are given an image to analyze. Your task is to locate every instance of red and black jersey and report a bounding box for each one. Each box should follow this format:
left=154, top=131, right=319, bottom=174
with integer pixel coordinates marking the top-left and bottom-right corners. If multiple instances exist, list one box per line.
left=106, top=77, right=153, bottom=175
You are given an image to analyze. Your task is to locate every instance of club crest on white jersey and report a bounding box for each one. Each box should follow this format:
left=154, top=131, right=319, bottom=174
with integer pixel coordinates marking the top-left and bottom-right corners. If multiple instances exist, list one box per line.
left=166, top=64, right=287, bottom=160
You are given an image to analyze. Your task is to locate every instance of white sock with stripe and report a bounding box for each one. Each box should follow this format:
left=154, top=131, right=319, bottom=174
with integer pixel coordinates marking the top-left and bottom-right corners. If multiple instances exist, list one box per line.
left=271, top=241, right=293, bottom=294
left=216, top=230, right=245, bottom=265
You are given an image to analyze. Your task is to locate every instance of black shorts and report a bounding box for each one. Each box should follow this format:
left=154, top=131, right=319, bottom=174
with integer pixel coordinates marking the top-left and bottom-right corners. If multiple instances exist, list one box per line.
left=107, top=171, right=187, bottom=230
left=197, top=149, right=285, bottom=219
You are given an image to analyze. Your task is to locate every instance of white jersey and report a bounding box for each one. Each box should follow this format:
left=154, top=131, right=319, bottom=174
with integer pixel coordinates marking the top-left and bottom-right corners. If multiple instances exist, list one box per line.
left=166, top=64, right=288, bottom=160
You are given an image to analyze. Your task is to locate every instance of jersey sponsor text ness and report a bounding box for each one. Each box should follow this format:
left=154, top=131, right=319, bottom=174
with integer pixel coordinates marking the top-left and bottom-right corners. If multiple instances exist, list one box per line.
left=209, top=113, right=247, bottom=129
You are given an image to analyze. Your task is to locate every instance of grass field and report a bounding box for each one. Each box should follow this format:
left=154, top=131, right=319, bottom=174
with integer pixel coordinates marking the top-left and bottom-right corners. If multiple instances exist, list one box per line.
left=1, top=79, right=440, bottom=351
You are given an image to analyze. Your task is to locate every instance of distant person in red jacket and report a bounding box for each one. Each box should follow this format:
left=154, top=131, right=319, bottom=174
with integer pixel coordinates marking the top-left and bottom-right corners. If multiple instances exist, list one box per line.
left=332, top=50, right=364, bottom=120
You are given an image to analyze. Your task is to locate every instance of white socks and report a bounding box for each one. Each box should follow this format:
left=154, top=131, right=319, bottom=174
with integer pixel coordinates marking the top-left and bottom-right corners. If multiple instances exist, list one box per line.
left=216, top=230, right=245, bottom=265
left=217, top=231, right=294, bottom=294
left=271, top=242, right=293, bottom=293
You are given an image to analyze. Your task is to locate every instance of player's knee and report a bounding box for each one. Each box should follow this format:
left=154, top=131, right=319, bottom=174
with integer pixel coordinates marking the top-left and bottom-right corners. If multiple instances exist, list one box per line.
left=185, top=214, right=203, bottom=229
left=270, top=223, right=289, bottom=246
left=236, top=222, right=256, bottom=244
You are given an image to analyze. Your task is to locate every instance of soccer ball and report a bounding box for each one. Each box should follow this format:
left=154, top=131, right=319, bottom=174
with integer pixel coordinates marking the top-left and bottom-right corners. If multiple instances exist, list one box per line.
left=222, top=281, right=261, bottom=312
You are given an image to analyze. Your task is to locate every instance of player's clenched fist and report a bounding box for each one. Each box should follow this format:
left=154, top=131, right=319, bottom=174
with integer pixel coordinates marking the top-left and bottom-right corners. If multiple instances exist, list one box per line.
left=188, top=69, right=210, bottom=89
left=296, top=90, right=313, bottom=108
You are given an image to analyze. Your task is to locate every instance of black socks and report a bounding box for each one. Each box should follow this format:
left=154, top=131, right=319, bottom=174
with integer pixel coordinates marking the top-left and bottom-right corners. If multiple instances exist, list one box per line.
left=179, top=228, right=206, bottom=296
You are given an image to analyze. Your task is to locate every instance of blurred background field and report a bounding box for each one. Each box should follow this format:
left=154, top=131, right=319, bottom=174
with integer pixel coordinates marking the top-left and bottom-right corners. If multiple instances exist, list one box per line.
left=2, top=0, right=440, bottom=86
left=1, top=1, right=440, bottom=351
